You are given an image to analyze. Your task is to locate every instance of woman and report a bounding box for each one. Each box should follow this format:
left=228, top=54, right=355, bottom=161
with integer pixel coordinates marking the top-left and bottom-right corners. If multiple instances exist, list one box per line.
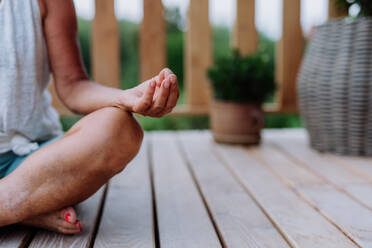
left=0, top=0, right=179, bottom=234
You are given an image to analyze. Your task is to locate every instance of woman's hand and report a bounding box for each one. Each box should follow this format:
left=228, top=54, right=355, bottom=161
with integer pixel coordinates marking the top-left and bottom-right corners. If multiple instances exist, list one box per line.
left=118, top=68, right=180, bottom=117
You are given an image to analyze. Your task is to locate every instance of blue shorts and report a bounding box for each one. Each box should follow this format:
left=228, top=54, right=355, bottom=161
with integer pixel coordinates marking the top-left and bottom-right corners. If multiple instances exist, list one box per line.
left=0, top=136, right=61, bottom=179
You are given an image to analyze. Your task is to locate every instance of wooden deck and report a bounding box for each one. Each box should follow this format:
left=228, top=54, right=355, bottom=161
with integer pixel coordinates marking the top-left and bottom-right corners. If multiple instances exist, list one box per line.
left=1, top=129, right=372, bottom=247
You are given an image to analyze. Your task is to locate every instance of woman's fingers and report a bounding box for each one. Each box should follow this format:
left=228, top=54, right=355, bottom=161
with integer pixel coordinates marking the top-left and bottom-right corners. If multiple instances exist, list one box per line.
left=133, top=79, right=156, bottom=113
left=149, top=78, right=171, bottom=114
left=156, top=68, right=173, bottom=87
left=132, top=71, right=178, bottom=116
left=159, top=75, right=179, bottom=116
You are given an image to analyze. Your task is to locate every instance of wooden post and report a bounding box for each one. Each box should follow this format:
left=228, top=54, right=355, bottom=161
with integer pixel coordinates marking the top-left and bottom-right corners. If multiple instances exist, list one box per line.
left=185, top=0, right=213, bottom=109
left=328, top=0, right=348, bottom=19
left=140, top=0, right=166, bottom=82
left=276, top=0, right=304, bottom=112
left=233, top=0, right=258, bottom=56
left=92, top=0, right=120, bottom=88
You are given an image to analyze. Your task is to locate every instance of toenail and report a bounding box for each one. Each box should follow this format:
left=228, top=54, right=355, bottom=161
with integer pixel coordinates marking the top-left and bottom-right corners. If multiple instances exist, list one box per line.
left=65, top=213, right=71, bottom=223
left=78, top=221, right=82, bottom=232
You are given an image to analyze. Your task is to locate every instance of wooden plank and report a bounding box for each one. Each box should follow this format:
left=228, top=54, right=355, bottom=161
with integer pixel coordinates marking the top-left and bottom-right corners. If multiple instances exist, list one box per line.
left=298, top=184, right=372, bottom=247
left=340, top=184, right=372, bottom=216
left=170, top=105, right=210, bottom=116
left=170, top=103, right=286, bottom=117
left=178, top=131, right=290, bottom=247
left=94, top=137, right=154, bottom=248
left=250, top=144, right=372, bottom=247
left=328, top=0, right=348, bottom=19
left=0, top=226, right=34, bottom=248
left=215, top=142, right=356, bottom=248
left=270, top=137, right=369, bottom=185
left=276, top=0, right=304, bottom=112
left=250, top=145, right=324, bottom=187
left=151, top=132, right=221, bottom=248
left=326, top=155, right=372, bottom=182
left=185, top=0, right=212, bottom=109
left=140, top=0, right=166, bottom=81
left=327, top=157, right=372, bottom=207
left=92, top=0, right=120, bottom=88
left=269, top=135, right=372, bottom=209
left=28, top=188, right=105, bottom=248
left=232, top=0, right=258, bottom=56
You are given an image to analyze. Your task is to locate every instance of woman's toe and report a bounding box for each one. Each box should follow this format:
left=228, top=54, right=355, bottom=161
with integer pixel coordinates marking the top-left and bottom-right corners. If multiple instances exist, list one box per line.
left=77, top=220, right=83, bottom=232
left=58, top=227, right=81, bottom=235
left=61, top=206, right=77, bottom=224
left=58, top=219, right=81, bottom=233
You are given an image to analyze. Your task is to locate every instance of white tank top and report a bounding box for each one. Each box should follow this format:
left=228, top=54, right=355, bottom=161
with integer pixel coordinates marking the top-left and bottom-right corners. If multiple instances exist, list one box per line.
left=0, top=0, right=63, bottom=155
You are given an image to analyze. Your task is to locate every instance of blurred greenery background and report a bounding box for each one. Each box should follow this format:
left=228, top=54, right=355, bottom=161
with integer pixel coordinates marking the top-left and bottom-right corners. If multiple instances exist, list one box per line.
left=61, top=8, right=302, bottom=131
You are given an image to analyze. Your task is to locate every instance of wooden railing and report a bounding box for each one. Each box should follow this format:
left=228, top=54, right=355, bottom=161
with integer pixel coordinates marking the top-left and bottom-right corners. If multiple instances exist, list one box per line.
left=51, top=0, right=348, bottom=117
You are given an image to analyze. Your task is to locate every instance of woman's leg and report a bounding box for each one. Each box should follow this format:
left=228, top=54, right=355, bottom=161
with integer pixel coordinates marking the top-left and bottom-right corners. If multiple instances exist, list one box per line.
left=0, top=107, right=143, bottom=227
left=1, top=137, right=83, bottom=233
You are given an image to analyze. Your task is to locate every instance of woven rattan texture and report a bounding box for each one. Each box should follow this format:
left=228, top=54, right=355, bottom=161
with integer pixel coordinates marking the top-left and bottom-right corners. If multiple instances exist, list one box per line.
left=298, top=18, right=372, bottom=156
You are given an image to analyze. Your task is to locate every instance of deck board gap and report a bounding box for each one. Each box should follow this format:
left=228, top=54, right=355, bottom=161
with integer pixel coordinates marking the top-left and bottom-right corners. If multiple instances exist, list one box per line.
left=175, top=133, right=227, bottom=248
left=21, top=230, right=37, bottom=248
left=148, top=135, right=161, bottom=248
left=88, top=184, right=109, bottom=248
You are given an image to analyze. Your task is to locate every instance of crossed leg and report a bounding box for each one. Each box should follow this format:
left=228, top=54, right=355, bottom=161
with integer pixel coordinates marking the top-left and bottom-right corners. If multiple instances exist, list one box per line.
left=0, top=107, right=143, bottom=234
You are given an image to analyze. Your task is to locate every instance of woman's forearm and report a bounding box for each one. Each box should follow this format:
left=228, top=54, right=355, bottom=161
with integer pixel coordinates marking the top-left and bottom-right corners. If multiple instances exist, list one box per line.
left=59, top=80, right=126, bottom=115
left=55, top=68, right=179, bottom=117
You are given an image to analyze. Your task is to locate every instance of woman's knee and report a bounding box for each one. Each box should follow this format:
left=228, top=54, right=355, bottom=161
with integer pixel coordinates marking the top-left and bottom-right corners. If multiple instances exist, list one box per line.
left=101, top=108, right=143, bottom=170
left=109, top=108, right=144, bottom=163
left=73, top=107, right=144, bottom=175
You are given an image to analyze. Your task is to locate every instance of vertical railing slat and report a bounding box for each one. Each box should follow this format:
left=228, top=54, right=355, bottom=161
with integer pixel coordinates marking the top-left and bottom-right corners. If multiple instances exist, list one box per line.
left=185, top=0, right=212, bottom=110
left=92, top=0, right=120, bottom=88
left=233, top=0, right=258, bottom=56
left=276, top=0, right=304, bottom=112
left=140, top=0, right=166, bottom=81
left=328, top=0, right=348, bottom=19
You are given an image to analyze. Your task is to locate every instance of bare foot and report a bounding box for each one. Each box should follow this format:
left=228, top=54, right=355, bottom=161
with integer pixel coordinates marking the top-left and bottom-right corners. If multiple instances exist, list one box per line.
left=21, top=207, right=82, bottom=234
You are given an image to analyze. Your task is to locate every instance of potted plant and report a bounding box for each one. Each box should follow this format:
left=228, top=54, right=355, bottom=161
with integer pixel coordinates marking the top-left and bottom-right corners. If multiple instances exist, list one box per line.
left=335, top=0, right=372, bottom=16
left=207, top=50, right=275, bottom=145
left=297, top=0, right=372, bottom=156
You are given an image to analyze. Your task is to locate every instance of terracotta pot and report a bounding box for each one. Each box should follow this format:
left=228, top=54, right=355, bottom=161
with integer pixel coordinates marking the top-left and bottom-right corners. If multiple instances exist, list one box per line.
left=210, top=100, right=264, bottom=145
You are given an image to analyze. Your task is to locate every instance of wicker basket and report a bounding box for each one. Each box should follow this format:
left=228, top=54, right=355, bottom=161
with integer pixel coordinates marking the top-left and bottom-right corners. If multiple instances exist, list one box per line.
left=298, top=17, right=372, bottom=156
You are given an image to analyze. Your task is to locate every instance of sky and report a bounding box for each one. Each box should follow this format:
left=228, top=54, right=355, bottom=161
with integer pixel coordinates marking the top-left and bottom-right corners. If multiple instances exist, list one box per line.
left=73, top=0, right=330, bottom=40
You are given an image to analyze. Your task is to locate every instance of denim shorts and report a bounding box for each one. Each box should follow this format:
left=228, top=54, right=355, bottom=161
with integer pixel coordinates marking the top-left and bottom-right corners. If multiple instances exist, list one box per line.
left=0, top=136, right=61, bottom=179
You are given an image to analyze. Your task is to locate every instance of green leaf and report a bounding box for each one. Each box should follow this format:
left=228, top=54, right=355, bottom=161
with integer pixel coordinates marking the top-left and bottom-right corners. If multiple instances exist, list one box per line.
left=207, top=49, right=276, bottom=104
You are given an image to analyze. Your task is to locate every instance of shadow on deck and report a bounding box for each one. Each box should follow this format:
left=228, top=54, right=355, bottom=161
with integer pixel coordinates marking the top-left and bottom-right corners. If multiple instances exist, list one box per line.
left=1, top=129, right=371, bottom=247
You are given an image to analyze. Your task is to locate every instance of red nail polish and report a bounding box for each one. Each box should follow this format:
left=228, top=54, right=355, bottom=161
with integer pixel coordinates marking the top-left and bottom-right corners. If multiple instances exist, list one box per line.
left=65, top=213, right=71, bottom=223
left=78, top=221, right=82, bottom=232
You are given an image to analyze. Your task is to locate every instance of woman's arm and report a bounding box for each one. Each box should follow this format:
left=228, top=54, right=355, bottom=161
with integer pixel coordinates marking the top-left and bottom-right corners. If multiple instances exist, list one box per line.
left=42, top=0, right=179, bottom=116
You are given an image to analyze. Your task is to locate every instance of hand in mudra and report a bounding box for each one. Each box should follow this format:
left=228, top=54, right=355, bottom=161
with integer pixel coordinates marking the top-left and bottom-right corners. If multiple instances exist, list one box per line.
left=120, top=68, right=180, bottom=117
